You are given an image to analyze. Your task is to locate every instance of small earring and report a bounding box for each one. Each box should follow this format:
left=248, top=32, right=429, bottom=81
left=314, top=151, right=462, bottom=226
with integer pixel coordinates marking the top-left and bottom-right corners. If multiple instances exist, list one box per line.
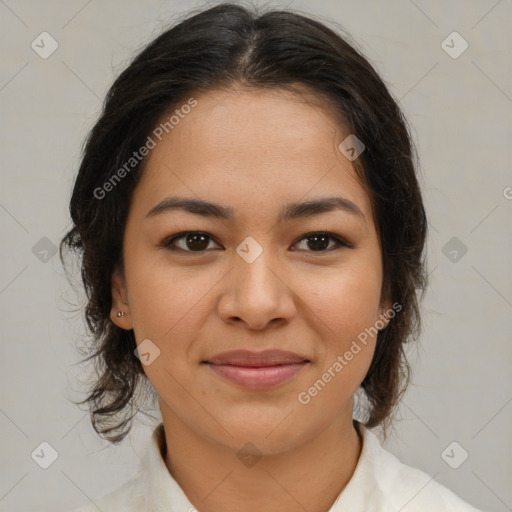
left=117, top=311, right=125, bottom=317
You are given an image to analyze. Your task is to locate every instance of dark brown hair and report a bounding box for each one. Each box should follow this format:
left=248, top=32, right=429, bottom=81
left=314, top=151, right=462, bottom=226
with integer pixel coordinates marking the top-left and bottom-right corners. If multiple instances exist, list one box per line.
left=60, top=2, right=428, bottom=443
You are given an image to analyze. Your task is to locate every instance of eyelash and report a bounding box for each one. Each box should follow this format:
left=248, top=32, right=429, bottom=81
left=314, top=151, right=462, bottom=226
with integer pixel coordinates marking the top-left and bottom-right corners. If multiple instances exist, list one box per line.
left=160, top=231, right=354, bottom=254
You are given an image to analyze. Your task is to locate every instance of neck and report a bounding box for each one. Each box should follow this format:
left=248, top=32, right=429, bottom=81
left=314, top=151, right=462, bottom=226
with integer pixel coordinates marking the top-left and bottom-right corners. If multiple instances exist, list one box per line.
left=160, top=405, right=362, bottom=512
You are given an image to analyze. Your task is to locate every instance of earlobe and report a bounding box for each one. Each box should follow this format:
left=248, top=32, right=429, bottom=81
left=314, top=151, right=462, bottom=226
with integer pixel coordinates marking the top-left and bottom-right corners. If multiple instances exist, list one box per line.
left=110, top=269, right=133, bottom=330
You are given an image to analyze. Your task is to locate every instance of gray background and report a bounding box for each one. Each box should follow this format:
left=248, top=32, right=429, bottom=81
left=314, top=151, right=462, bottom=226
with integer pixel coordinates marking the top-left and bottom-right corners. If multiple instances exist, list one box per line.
left=0, top=0, right=511, bottom=511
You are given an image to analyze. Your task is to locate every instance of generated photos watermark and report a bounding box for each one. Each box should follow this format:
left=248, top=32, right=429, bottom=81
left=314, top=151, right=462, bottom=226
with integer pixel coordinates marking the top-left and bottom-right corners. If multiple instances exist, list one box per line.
left=297, top=301, right=402, bottom=405
left=93, top=97, right=198, bottom=200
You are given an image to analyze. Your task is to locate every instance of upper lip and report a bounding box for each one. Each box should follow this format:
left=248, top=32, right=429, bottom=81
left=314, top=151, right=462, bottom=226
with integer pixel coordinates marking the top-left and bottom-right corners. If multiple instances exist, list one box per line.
left=204, top=349, right=310, bottom=367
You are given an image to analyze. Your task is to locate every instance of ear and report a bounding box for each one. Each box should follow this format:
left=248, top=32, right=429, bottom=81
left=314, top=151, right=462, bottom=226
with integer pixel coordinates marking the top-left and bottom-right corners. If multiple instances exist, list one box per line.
left=110, top=268, right=133, bottom=330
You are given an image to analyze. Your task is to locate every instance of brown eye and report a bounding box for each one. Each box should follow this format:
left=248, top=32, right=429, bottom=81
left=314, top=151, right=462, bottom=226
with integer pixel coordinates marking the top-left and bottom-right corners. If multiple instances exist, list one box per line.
left=293, top=232, right=352, bottom=253
left=303, top=233, right=331, bottom=251
left=163, top=232, right=219, bottom=252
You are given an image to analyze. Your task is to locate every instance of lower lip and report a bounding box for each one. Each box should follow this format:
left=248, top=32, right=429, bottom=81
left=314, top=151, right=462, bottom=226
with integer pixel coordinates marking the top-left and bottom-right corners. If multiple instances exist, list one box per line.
left=205, top=362, right=308, bottom=390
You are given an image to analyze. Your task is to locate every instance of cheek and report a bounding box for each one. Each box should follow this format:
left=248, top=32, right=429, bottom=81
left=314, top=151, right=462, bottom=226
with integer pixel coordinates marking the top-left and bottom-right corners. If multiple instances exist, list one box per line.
left=296, top=267, right=381, bottom=412
left=126, top=257, right=219, bottom=340
left=305, top=257, right=383, bottom=337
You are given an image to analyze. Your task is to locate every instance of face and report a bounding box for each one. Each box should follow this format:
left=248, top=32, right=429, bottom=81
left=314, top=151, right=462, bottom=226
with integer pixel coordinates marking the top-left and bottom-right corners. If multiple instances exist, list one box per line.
left=111, top=85, right=390, bottom=455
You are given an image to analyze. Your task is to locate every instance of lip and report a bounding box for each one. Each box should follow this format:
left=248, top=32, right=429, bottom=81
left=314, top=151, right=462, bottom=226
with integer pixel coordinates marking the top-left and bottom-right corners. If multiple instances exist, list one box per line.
left=203, top=350, right=310, bottom=390
left=205, top=349, right=309, bottom=366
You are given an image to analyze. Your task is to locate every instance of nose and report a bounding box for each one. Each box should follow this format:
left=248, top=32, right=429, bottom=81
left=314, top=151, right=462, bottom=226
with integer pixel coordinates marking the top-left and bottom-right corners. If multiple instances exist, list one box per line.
left=217, top=247, right=296, bottom=330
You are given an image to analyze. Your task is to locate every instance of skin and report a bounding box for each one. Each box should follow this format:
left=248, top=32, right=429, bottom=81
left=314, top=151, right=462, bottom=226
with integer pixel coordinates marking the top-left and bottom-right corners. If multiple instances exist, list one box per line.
left=110, top=85, right=391, bottom=512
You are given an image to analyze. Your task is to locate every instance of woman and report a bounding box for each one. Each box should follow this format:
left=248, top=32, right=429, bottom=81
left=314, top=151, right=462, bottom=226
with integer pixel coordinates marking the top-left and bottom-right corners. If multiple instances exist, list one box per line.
left=61, top=3, right=483, bottom=511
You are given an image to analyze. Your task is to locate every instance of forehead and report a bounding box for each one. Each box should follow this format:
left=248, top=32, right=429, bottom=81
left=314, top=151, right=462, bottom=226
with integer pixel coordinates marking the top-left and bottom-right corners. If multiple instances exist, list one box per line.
left=133, top=86, right=373, bottom=227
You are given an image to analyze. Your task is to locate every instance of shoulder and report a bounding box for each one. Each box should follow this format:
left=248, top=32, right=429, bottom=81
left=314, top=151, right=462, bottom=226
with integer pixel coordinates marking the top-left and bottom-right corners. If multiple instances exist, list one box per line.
left=68, top=472, right=147, bottom=512
left=68, top=422, right=176, bottom=512
left=357, top=425, right=484, bottom=512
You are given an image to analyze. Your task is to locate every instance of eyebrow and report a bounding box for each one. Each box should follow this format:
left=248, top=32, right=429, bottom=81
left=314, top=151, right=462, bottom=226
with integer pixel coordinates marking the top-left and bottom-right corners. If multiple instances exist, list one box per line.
left=146, top=196, right=366, bottom=224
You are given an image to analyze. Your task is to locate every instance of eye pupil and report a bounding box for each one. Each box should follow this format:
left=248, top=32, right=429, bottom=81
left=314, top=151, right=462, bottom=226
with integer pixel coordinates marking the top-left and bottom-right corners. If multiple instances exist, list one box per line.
left=187, top=233, right=209, bottom=251
left=307, top=234, right=330, bottom=251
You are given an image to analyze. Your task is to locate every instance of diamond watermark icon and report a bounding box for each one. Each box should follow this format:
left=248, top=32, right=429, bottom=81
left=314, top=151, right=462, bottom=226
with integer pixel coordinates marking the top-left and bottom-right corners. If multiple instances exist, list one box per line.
left=442, top=236, right=468, bottom=263
left=134, top=338, right=161, bottom=366
left=32, top=237, right=57, bottom=263
left=31, top=32, right=59, bottom=59
left=441, top=31, right=468, bottom=59
left=236, top=236, right=263, bottom=264
left=237, top=442, right=262, bottom=468
left=441, top=441, right=469, bottom=469
left=338, top=134, right=365, bottom=161
left=31, top=441, right=59, bottom=469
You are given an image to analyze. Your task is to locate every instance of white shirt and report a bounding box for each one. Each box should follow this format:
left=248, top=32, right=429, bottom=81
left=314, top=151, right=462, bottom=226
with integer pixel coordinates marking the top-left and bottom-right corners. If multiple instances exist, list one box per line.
left=71, top=422, right=483, bottom=512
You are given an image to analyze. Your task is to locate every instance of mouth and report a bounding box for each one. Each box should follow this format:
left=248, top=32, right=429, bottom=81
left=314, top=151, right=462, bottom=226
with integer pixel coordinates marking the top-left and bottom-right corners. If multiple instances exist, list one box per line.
left=202, top=349, right=310, bottom=390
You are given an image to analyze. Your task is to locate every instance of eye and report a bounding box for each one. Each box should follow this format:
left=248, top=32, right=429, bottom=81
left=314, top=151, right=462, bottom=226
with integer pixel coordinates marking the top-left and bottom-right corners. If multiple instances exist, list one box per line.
left=292, top=232, right=353, bottom=253
left=162, top=231, right=220, bottom=253
left=161, top=231, right=353, bottom=254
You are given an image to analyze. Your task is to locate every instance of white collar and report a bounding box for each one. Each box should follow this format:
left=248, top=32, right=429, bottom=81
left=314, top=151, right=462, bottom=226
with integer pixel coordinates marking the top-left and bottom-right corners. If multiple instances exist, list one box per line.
left=138, top=421, right=380, bottom=511
left=130, top=421, right=480, bottom=512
